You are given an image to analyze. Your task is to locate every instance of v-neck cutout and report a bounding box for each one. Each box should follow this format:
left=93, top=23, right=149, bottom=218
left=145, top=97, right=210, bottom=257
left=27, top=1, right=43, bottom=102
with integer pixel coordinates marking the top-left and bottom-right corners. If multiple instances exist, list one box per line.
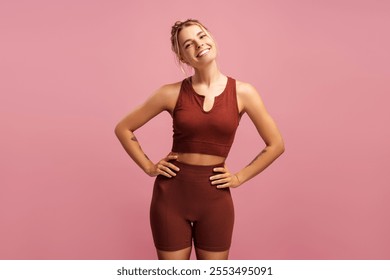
left=188, top=76, right=230, bottom=113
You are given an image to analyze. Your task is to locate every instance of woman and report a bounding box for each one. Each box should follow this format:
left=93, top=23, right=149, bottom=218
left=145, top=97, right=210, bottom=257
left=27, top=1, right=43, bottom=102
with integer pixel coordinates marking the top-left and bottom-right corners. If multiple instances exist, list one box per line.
left=114, top=19, right=284, bottom=260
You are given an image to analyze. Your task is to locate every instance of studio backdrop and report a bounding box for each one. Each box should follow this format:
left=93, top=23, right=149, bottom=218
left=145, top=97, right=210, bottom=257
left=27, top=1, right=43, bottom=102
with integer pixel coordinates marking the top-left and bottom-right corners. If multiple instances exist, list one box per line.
left=1, top=0, right=389, bottom=259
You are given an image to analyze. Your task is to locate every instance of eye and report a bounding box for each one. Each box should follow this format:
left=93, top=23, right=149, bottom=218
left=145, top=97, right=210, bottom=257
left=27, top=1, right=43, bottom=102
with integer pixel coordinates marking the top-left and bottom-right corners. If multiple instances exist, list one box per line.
left=185, top=42, right=193, bottom=49
left=200, top=34, right=206, bottom=39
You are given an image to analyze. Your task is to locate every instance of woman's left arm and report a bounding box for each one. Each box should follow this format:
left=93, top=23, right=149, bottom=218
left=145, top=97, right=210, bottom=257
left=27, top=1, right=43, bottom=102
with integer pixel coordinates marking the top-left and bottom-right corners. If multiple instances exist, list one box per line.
left=211, top=82, right=285, bottom=188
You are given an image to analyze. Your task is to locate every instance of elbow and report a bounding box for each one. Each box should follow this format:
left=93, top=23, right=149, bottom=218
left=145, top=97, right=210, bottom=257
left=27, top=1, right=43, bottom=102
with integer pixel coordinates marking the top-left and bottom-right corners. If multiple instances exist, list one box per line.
left=114, top=123, right=121, bottom=137
left=278, top=139, right=285, bottom=156
left=114, top=122, right=126, bottom=137
left=269, top=138, right=285, bottom=157
left=114, top=122, right=134, bottom=137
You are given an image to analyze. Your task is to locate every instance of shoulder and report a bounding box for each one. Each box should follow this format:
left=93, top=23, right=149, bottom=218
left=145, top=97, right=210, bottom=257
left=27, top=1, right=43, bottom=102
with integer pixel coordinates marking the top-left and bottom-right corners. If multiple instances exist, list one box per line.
left=233, top=79, right=267, bottom=115
left=235, top=79, right=259, bottom=97
left=151, top=80, right=184, bottom=112
left=150, top=80, right=182, bottom=103
left=235, top=79, right=263, bottom=105
left=155, top=80, right=183, bottom=97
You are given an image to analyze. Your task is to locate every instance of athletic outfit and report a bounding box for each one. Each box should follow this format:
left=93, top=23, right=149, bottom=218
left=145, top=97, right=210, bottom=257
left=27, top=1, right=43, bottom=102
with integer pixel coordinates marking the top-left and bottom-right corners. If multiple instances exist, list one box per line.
left=150, top=76, right=240, bottom=251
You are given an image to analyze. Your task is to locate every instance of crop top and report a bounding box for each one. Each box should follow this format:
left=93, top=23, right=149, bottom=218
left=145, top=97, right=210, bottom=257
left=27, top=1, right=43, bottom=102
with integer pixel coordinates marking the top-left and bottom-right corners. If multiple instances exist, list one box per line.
left=171, top=76, right=240, bottom=157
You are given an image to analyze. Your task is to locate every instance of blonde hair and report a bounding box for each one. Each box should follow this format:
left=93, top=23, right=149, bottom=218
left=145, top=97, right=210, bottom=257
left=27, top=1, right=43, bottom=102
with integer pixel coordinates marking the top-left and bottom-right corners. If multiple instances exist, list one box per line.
left=170, top=19, right=213, bottom=75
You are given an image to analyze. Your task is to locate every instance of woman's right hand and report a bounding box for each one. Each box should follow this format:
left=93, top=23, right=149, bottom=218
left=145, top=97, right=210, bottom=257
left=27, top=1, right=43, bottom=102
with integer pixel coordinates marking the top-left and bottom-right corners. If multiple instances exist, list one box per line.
left=147, top=153, right=180, bottom=178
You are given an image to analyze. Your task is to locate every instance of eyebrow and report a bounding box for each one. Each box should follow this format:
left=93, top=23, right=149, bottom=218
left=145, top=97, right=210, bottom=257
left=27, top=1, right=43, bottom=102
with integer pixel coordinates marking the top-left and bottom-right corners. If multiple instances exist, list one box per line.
left=182, top=31, right=205, bottom=46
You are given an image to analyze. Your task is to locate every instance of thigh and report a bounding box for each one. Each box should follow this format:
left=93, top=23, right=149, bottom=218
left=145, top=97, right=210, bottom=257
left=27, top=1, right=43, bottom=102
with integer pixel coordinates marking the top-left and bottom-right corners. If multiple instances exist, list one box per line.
left=150, top=176, right=192, bottom=251
left=193, top=188, right=235, bottom=252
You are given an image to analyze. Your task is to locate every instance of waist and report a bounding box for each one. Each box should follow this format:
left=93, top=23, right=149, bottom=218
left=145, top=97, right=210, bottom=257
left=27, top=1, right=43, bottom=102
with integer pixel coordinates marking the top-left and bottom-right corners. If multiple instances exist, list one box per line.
left=176, top=153, right=226, bottom=166
left=172, top=141, right=232, bottom=158
left=160, top=159, right=226, bottom=183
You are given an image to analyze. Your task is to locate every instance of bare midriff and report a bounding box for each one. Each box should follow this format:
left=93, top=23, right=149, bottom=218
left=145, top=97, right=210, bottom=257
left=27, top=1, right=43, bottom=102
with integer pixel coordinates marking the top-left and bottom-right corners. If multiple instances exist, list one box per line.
left=176, top=153, right=226, bottom=166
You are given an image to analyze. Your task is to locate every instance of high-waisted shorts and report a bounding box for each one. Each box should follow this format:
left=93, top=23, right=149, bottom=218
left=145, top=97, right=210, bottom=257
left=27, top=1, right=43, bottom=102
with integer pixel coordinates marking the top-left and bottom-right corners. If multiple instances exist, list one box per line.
left=150, top=160, right=234, bottom=252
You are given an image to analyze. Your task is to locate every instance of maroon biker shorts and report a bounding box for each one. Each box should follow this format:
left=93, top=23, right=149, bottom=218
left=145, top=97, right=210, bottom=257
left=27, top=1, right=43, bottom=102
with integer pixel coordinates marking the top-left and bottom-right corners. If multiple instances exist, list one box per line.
left=150, top=160, right=234, bottom=252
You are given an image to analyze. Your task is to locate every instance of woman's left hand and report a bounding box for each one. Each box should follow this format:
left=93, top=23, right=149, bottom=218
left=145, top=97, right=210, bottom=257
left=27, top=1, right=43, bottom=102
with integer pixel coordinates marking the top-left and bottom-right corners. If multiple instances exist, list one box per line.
left=210, top=165, right=241, bottom=188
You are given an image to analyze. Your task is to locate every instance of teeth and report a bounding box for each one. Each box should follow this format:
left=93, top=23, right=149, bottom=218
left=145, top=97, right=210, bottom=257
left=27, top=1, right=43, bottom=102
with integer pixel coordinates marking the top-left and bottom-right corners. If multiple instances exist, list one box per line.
left=197, top=49, right=210, bottom=57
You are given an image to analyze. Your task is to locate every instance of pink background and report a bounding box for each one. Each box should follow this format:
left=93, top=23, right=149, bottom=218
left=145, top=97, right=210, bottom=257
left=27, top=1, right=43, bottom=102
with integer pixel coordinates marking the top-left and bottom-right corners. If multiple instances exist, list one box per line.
left=1, top=0, right=389, bottom=259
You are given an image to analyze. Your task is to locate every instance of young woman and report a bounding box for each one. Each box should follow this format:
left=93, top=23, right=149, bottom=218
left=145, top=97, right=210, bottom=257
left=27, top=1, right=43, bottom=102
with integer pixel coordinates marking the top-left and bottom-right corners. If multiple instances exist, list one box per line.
left=114, top=19, right=285, bottom=260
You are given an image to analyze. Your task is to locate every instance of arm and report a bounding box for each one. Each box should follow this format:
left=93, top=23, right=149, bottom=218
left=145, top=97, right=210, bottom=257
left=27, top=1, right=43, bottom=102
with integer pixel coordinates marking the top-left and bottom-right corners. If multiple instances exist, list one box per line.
left=235, top=82, right=285, bottom=185
left=114, top=83, right=180, bottom=177
left=211, top=82, right=285, bottom=188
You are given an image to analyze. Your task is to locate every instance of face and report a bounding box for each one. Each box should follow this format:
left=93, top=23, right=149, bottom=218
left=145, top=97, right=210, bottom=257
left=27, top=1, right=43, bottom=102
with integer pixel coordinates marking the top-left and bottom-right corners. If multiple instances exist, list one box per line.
left=178, top=24, right=217, bottom=67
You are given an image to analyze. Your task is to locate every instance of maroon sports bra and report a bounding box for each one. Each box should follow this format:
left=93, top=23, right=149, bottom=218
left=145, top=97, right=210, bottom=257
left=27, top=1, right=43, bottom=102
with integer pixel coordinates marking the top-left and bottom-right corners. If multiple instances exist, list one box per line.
left=171, top=76, right=240, bottom=157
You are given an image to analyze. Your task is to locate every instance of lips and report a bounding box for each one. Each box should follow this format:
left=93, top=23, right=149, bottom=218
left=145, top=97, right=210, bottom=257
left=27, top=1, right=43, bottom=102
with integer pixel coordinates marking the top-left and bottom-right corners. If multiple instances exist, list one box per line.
left=196, top=48, right=210, bottom=58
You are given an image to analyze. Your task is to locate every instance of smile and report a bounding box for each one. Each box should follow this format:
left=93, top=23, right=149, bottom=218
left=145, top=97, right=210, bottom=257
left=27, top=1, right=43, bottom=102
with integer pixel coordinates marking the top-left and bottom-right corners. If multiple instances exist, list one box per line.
left=196, top=48, right=210, bottom=58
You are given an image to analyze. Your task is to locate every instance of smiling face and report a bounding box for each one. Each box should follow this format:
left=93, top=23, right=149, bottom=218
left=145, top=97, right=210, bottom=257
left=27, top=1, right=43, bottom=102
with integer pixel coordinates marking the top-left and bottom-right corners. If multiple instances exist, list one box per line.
left=177, top=24, right=217, bottom=68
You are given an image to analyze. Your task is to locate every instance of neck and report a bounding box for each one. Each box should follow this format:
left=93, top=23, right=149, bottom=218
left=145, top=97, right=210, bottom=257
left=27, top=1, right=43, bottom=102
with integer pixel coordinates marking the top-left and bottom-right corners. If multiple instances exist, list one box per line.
left=192, top=60, right=223, bottom=86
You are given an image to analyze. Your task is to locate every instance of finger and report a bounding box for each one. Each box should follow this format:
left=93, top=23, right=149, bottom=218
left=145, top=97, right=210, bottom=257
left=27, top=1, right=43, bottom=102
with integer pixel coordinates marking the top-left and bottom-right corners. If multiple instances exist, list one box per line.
left=213, top=167, right=226, bottom=173
left=160, top=161, right=180, bottom=173
left=159, top=170, right=173, bottom=178
left=210, top=173, right=229, bottom=181
left=163, top=167, right=177, bottom=177
left=156, top=163, right=172, bottom=178
left=211, top=177, right=230, bottom=185
left=166, top=162, right=180, bottom=172
left=210, top=174, right=231, bottom=184
left=157, top=163, right=177, bottom=177
left=166, top=154, right=179, bottom=160
left=216, top=182, right=231, bottom=189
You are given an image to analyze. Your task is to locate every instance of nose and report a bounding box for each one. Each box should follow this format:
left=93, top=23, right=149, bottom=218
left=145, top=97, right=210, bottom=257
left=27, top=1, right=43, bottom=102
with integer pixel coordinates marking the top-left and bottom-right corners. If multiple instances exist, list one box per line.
left=197, top=42, right=204, bottom=49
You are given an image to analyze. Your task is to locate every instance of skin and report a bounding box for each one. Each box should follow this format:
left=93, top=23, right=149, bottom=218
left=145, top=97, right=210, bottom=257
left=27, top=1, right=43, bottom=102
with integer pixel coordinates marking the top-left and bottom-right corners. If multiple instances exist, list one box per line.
left=114, top=24, right=285, bottom=260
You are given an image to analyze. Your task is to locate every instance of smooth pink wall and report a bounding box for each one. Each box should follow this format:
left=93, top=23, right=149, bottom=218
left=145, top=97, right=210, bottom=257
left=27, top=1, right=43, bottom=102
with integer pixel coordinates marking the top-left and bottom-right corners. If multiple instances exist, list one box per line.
left=1, top=0, right=389, bottom=259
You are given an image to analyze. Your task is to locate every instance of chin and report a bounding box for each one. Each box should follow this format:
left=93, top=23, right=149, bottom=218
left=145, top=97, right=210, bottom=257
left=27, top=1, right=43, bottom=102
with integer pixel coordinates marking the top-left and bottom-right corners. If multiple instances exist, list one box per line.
left=198, top=53, right=217, bottom=65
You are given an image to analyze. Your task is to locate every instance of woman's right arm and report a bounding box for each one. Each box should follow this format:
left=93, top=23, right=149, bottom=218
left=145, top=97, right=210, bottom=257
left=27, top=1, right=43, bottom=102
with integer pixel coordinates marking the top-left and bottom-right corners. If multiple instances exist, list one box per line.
left=114, top=83, right=180, bottom=177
